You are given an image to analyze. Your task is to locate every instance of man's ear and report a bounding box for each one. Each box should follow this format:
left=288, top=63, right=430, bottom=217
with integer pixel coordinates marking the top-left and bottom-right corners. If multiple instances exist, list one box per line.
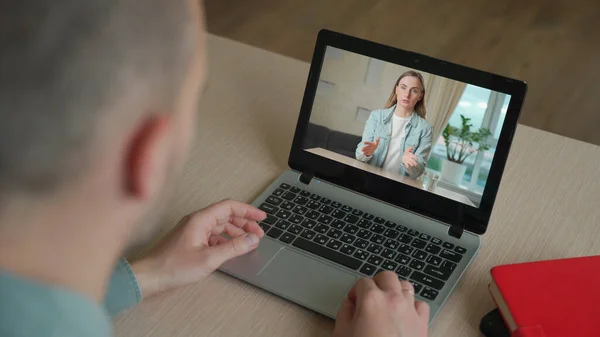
left=124, top=115, right=171, bottom=199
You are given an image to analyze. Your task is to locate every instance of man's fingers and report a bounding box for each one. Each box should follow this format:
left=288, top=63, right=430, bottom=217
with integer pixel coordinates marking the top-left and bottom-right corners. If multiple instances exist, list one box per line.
left=354, top=277, right=378, bottom=302
left=375, top=137, right=380, bottom=144
left=405, top=146, right=414, bottom=154
left=335, top=297, right=355, bottom=323
left=229, top=218, right=265, bottom=237
left=203, top=233, right=261, bottom=269
left=400, top=280, right=415, bottom=301
left=415, top=301, right=431, bottom=324
left=209, top=200, right=267, bottom=225
left=373, top=271, right=403, bottom=294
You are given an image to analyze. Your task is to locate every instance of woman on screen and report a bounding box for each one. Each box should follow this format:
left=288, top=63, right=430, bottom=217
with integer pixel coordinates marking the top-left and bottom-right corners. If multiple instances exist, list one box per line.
left=355, top=70, right=433, bottom=180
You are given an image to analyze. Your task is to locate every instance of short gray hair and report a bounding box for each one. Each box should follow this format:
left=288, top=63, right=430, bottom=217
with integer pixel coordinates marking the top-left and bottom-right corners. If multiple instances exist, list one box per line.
left=0, top=0, right=196, bottom=196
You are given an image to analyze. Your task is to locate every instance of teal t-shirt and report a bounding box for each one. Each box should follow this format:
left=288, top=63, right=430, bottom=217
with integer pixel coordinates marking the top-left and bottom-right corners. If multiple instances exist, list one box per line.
left=0, top=258, right=141, bottom=337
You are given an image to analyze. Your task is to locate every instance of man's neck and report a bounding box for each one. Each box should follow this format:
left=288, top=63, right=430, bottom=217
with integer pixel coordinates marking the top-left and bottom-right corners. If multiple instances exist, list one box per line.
left=394, top=104, right=413, bottom=118
left=0, top=196, right=129, bottom=302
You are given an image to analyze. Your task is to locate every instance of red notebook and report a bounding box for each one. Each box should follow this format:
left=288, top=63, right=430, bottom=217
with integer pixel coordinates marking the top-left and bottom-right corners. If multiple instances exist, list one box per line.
left=489, top=255, right=600, bottom=337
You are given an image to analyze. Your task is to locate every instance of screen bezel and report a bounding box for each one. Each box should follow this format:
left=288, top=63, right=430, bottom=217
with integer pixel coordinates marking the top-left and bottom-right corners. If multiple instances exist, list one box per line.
left=289, top=29, right=527, bottom=235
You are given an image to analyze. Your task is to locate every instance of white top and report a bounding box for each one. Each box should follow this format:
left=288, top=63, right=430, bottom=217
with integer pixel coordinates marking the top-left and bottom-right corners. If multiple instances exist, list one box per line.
left=382, top=114, right=411, bottom=173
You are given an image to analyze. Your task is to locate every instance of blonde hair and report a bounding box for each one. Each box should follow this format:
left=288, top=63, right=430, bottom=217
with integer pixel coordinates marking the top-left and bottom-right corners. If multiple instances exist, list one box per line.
left=384, top=70, right=427, bottom=119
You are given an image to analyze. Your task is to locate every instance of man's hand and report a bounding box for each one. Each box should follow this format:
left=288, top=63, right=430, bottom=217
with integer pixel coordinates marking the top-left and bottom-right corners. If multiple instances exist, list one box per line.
left=402, top=147, right=419, bottom=168
left=131, top=200, right=266, bottom=298
left=362, top=138, right=380, bottom=157
left=334, top=271, right=430, bottom=337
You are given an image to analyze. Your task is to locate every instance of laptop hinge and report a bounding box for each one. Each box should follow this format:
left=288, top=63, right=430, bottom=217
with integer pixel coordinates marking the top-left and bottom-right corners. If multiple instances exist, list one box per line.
left=448, top=223, right=464, bottom=239
left=299, top=171, right=314, bottom=185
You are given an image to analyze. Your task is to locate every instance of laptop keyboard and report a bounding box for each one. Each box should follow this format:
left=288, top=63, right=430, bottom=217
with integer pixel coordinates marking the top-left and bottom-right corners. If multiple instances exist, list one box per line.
left=258, top=183, right=467, bottom=302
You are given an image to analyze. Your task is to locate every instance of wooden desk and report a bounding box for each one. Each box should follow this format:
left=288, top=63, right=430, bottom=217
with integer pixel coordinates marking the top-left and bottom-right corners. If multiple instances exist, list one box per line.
left=114, top=35, right=600, bottom=337
left=306, top=147, right=475, bottom=207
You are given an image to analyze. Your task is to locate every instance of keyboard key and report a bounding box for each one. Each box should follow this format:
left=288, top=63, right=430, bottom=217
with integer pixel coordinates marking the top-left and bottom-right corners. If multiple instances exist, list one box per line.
left=440, top=249, right=462, bottom=263
left=366, top=243, right=382, bottom=255
left=431, top=237, right=443, bottom=245
left=385, top=221, right=397, bottom=228
left=294, top=196, right=309, bottom=205
left=340, top=244, right=356, bottom=256
left=306, top=200, right=321, bottom=210
left=455, top=246, right=467, bottom=254
left=412, top=249, right=428, bottom=261
left=360, top=263, right=377, bottom=276
left=411, top=239, right=427, bottom=249
left=320, top=197, right=332, bottom=205
left=370, top=234, right=385, bottom=245
left=398, top=234, right=413, bottom=243
left=362, top=213, right=375, bottom=220
left=343, top=224, right=359, bottom=235
left=293, top=238, right=362, bottom=270
left=317, top=214, right=333, bottom=225
left=353, top=249, right=369, bottom=260
left=395, top=254, right=411, bottom=265
left=396, top=224, right=408, bottom=232
left=263, top=214, right=278, bottom=225
left=279, top=232, right=296, bottom=244
left=282, top=191, right=296, bottom=201
left=292, top=205, right=308, bottom=215
left=343, top=214, right=359, bottom=224
left=407, top=229, right=419, bottom=236
left=426, top=255, right=442, bottom=266
left=352, top=209, right=364, bottom=216
left=341, top=205, right=353, bottom=213
left=381, top=260, right=398, bottom=271
left=408, top=281, right=423, bottom=294
left=442, top=260, right=457, bottom=272
left=381, top=248, right=397, bottom=260
left=425, top=244, right=441, bottom=255
left=354, top=238, right=369, bottom=249
left=259, top=223, right=271, bottom=232
left=398, top=244, right=414, bottom=255
left=275, top=220, right=291, bottom=230
left=383, top=239, right=399, bottom=250
left=420, top=287, right=439, bottom=301
left=383, top=229, right=399, bottom=239
left=280, top=183, right=291, bottom=189
left=327, top=228, right=343, bottom=239
left=275, top=209, right=292, bottom=220
left=289, top=214, right=304, bottom=225
left=318, top=205, right=334, bottom=214
left=331, top=209, right=346, bottom=219
left=301, top=219, right=316, bottom=229
left=259, top=203, right=278, bottom=214
left=409, top=260, right=425, bottom=270
left=367, top=255, right=383, bottom=266
left=314, top=234, right=329, bottom=245
left=290, top=186, right=301, bottom=193
left=309, top=194, right=321, bottom=201
left=305, top=210, right=320, bottom=220
left=272, top=188, right=284, bottom=197
left=442, top=242, right=455, bottom=249
left=267, top=227, right=283, bottom=238
left=300, top=229, right=316, bottom=240
left=423, top=265, right=452, bottom=281
left=357, top=219, right=372, bottom=229
left=419, top=233, right=431, bottom=241
left=285, top=223, right=302, bottom=235
left=331, top=219, right=346, bottom=230
left=411, top=271, right=445, bottom=290
left=356, top=229, right=372, bottom=239
left=315, top=224, right=329, bottom=234
left=331, top=201, right=342, bottom=208
left=371, top=224, right=386, bottom=234
left=396, top=265, right=412, bottom=278
left=326, top=239, right=342, bottom=250
left=280, top=201, right=295, bottom=211
left=300, top=190, right=311, bottom=197
left=266, top=196, right=283, bottom=206
left=340, top=233, right=356, bottom=244
left=373, top=217, right=385, bottom=224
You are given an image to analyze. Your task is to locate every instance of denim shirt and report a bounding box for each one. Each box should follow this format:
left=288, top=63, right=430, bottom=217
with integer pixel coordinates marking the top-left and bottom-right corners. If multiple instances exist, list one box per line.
left=355, top=105, right=433, bottom=179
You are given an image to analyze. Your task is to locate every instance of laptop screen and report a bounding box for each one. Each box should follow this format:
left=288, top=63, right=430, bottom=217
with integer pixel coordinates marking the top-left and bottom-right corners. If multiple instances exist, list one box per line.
left=303, top=47, right=512, bottom=208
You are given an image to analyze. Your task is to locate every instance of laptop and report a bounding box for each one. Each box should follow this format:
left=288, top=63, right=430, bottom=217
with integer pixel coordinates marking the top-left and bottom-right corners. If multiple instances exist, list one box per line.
left=220, top=29, right=527, bottom=323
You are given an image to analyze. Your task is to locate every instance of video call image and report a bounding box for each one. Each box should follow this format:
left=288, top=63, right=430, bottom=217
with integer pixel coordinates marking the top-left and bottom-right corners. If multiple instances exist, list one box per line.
left=304, top=47, right=512, bottom=208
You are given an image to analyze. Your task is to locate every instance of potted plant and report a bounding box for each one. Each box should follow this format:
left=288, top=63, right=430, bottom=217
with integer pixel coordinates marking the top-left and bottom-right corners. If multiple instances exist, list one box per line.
left=441, top=115, right=492, bottom=185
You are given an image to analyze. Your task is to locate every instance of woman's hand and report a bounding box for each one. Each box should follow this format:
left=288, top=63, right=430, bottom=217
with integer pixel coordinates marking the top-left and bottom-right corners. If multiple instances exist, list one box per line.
left=362, top=138, right=380, bottom=157
left=402, top=147, right=419, bottom=168
left=130, top=200, right=266, bottom=298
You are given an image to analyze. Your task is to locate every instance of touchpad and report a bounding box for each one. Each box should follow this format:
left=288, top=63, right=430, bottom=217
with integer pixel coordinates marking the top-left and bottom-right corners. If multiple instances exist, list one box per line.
left=258, top=248, right=357, bottom=315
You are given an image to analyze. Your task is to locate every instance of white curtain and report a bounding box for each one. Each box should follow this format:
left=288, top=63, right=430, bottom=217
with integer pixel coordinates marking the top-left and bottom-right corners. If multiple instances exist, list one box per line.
left=424, top=77, right=467, bottom=154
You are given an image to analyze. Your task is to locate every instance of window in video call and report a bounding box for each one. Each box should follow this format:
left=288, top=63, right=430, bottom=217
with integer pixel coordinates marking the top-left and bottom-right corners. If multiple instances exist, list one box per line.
left=304, top=46, right=512, bottom=208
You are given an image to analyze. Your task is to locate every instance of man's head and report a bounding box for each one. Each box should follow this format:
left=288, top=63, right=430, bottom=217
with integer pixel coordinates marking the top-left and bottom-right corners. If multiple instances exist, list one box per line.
left=0, top=0, right=207, bottom=246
